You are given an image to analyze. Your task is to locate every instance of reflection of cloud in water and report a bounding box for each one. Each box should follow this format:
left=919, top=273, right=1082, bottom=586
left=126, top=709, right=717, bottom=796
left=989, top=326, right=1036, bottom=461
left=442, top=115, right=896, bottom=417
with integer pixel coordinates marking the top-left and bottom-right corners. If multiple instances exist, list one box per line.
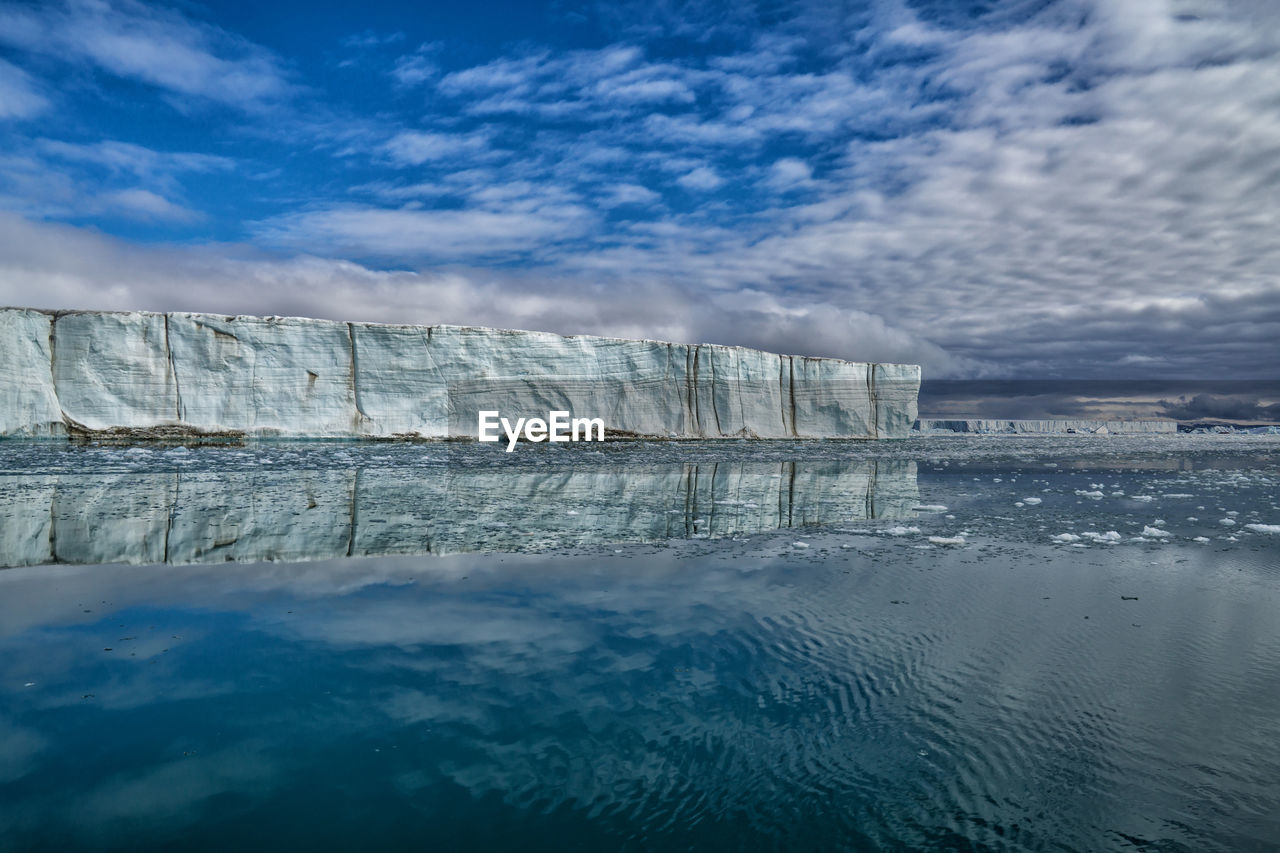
left=0, top=460, right=917, bottom=567
left=0, top=530, right=1276, bottom=848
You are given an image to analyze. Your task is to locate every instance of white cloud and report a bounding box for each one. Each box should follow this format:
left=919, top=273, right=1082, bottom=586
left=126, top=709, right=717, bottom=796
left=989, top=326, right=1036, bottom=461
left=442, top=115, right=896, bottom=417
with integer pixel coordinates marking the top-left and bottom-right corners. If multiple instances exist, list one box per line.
left=599, top=183, right=662, bottom=208
left=37, top=139, right=234, bottom=178
left=254, top=203, right=597, bottom=260
left=765, top=157, right=813, bottom=191
left=0, top=59, right=48, bottom=119
left=0, top=212, right=961, bottom=372
left=676, top=166, right=724, bottom=191
left=0, top=0, right=295, bottom=110
left=102, top=188, right=202, bottom=222
left=381, top=130, right=494, bottom=167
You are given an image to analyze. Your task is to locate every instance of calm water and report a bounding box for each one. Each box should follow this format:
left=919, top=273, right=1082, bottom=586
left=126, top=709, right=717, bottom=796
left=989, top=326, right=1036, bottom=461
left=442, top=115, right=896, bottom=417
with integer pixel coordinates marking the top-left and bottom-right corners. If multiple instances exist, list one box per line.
left=1, top=437, right=1278, bottom=851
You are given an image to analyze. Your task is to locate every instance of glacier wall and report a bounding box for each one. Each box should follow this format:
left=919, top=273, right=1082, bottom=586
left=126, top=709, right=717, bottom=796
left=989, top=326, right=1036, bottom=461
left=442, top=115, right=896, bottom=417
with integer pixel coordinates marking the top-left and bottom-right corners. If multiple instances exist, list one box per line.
left=0, top=460, right=918, bottom=566
left=0, top=308, right=919, bottom=440
left=914, top=418, right=1177, bottom=435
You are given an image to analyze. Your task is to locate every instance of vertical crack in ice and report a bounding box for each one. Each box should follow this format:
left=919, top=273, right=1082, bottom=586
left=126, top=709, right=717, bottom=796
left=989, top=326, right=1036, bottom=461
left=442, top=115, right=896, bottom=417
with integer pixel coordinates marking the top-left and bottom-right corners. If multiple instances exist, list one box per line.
left=788, top=356, right=798, bottom=438
left=164, top=314, right=183, bottom=423
left=735, top=350, right=747, bottom=437
left=689, top=346, right=701, bottom=437
left=48, top=311, right=68, bottom=429
left=348, top=323, right=370, bottom=424
left=868, top=366, right=879, bottom=440
left=708, top=347, right=723, bottom=436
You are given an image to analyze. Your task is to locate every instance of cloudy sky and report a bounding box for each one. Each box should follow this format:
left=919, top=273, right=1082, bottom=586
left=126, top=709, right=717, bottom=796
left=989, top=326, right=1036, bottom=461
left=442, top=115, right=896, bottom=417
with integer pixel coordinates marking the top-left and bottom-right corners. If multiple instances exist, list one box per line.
left=0, top=0, right=1277, bottom=378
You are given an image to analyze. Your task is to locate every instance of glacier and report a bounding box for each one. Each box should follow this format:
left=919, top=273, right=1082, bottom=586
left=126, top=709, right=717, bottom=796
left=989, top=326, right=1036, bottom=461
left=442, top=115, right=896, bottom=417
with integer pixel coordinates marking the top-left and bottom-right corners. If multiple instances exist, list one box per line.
left=0, top=308, right=919, bottom=440
left=914, top=418, right=1177, bottom=435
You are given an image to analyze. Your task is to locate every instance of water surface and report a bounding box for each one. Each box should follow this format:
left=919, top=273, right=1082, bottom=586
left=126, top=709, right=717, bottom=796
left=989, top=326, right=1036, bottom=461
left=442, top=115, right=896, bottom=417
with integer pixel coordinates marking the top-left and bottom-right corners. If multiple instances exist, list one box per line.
left=1, top=436, right=1277, bottom=851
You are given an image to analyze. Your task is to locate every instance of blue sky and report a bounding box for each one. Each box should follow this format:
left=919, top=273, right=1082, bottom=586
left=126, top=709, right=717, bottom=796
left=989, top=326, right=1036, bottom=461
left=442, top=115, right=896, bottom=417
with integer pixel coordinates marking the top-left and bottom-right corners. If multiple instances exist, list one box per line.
left=0, top=0, right=1278, bottom=378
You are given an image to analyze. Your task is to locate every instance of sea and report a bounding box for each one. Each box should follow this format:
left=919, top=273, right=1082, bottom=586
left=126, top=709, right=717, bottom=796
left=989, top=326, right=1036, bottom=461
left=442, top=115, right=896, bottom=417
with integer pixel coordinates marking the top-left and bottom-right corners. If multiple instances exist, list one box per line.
left=0, top=435, right=1277, bottom=851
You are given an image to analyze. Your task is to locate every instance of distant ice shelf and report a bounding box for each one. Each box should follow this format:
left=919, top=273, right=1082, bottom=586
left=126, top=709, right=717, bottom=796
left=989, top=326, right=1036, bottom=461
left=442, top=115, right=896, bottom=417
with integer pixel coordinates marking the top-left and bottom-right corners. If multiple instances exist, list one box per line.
left=913, top=419, right=1177, bottom=435
left=0, top=308, right=919, bottom=441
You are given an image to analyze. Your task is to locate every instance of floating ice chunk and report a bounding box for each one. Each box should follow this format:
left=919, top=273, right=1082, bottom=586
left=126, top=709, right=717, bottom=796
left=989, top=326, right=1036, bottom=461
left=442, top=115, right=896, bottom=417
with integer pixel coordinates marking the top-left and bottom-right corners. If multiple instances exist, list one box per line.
left=792, top=542, right=810, bottom=549
left=1075, top=490, right=1104, bottom=498
left=914, top=504, right=948, bottom=512
left=1141, top=526, right=1171, bottom=537
left=928, top=535, right=966, bottom=546
left=885, top=525, right=922, bottom=536
left=1163, top=493, right=1195, bottom=498
left=1219, top=518, right=1236, bottom=526
left=1131, top=495, right=1155, bottom=502
left=1111, top=491, right=1125, bottom=496
left=1083, top=530, right=1123, bottom=542
left=1193, top=536, right=1211, bottom=543
left=1022, top=497, right=1042, bottom=505
left=1245, top=524, right=1280, bottom=534
left=1051, top=533, right=1081, bottom=543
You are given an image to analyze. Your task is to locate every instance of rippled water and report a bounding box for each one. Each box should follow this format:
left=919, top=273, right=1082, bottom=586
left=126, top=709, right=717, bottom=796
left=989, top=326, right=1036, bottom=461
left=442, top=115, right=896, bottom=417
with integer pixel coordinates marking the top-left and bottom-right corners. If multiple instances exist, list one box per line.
left=0, top=436, right=1278, bottom=851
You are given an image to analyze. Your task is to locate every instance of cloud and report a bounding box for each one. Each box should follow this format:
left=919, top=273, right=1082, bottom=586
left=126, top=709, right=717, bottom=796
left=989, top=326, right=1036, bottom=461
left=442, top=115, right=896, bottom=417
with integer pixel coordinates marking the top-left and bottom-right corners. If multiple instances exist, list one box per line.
left=676, top=166, right=724, bottom=191
left=0, top=59, right=48, bottom=119
left=0, top=212, right=960, bottom=372
left=765, top=157, right=813, bottom=191
left=0, top=138, right=226, bottom=224
left=36, top=139, right=234, bottom=179
left=0, top=0, right=295, bottom=110
left=380, top=130, right=494, bottom=167
left=341, top=30, right=404, bottom=50
left=599, top=183, right=662, bottom=208
left=390, top=54, right=437, bottom=87
left=255, top=200, right=596, bottom=260
left=101, top=188, right=202, bottom=222
left=1, top=0, right=1279, bottom=377
left=1157, top=394, right=1280, bottom=423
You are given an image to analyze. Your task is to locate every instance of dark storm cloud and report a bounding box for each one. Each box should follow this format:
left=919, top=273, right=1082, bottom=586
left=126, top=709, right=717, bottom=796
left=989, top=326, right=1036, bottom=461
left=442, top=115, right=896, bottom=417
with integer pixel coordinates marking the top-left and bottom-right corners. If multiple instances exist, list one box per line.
left=921, top=380, right=1280, bottom=422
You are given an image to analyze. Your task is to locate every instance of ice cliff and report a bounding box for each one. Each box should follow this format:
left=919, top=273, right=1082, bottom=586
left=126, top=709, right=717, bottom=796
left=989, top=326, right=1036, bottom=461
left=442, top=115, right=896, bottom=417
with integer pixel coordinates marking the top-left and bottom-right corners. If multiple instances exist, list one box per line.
left=0, top=308, right=919, bottom=440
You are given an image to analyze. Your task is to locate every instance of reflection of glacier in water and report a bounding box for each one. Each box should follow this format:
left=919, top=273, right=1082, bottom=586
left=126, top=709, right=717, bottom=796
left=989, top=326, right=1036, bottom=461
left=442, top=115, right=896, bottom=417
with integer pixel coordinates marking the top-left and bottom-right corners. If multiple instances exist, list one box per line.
left=0, top=460, right=917, bottom=567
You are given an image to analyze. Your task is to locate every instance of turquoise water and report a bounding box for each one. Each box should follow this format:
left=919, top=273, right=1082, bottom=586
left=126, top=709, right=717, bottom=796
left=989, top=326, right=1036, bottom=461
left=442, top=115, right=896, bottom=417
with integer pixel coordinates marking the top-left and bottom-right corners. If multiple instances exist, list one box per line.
left=0, top=437, right=1278, bottom=851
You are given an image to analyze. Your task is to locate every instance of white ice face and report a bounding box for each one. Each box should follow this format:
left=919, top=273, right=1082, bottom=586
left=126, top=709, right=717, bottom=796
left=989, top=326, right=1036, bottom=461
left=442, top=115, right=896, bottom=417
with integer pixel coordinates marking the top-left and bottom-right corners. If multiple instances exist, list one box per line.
left=0, top=308, right=920, bottom=440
